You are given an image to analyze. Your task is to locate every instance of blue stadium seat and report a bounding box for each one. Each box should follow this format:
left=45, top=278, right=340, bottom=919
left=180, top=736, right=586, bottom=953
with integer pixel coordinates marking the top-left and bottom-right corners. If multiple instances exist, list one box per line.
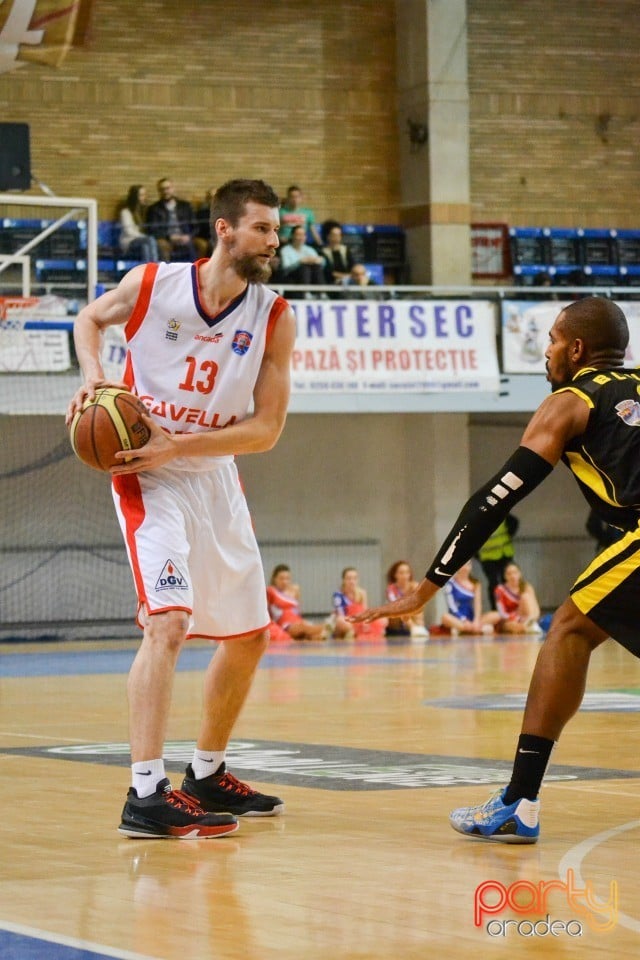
left=340, top=224, right=406, bottom=279
left=98, top=220, right=121, bottom=252
left=509, top=227, right=548, bottom=268
left=364, top=263, right=384, bottom=284
left=1, top=217, right=83, bottom=258
left=512, top=264, right=551, bottom=282
left=543, top=227, right=581, bottom=269
left=547, top=264, right=583, bottom=285
left=614, top=229, right=640, bottom=269
left=579, top=228, right=617, bottom=272
left=513, top=263, right=549, bottom=276
left=115, top=259, right=145, bottom=277
left=97, top=222, right=138, bottom=281
left=583, top=264, right=619, bottom=282
left=35, top=258, right=86, bottom=282
left=619, top=265, right=640, bottom=284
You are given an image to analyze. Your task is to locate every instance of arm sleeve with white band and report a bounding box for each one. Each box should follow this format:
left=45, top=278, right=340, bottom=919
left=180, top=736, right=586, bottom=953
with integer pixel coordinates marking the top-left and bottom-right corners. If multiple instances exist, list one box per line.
left=426, top=446, right=553, bottom=587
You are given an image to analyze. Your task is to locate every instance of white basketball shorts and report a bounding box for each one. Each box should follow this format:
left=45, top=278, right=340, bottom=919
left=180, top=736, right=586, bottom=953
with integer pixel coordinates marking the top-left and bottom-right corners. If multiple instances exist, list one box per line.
left=112, top=459, right=269, bottom=640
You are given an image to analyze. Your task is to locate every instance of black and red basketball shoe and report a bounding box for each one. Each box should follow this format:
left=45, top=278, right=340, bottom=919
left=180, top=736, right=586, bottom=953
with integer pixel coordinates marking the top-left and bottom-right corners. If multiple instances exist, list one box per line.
left=118, top=778, right=239, bottom=838
left=181, top=763, right=284, bottom=817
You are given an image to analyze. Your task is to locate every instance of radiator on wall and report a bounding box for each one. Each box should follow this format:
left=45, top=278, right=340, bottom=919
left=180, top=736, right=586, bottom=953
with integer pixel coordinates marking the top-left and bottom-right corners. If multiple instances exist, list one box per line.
left=259, top=539, right=382, bottom=616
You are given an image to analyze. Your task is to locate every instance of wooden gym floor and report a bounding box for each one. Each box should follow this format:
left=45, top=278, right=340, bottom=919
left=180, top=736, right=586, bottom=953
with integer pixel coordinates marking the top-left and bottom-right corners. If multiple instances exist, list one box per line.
left=0, top=632, right=639, bottom=959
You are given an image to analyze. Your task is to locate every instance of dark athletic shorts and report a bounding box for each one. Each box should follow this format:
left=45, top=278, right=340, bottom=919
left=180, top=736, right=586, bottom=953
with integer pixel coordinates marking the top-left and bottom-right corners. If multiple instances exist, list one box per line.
left=570, top=525, right=640, bottom=658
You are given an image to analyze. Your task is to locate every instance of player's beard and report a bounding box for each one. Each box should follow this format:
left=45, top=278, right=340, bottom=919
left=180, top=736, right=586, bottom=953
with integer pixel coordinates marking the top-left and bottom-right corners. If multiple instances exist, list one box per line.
left=234, top=253, right=273, bottom=284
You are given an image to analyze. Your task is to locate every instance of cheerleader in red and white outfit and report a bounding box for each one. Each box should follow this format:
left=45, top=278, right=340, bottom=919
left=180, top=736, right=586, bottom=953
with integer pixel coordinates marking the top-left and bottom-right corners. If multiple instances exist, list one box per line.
left=494, top=562, right=542, bottom=634
left=267, top=564, right=328, bottom=641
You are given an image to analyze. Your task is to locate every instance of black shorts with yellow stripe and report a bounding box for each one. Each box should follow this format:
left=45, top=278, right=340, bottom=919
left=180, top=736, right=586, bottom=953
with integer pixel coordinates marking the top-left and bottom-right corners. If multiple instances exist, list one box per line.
left=571, top=526, right=640, bottom=658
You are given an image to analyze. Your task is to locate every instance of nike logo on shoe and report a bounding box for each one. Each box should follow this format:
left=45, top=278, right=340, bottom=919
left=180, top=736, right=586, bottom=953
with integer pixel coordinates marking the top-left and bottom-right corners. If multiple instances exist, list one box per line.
left=518, top=749, right=540, bottom=755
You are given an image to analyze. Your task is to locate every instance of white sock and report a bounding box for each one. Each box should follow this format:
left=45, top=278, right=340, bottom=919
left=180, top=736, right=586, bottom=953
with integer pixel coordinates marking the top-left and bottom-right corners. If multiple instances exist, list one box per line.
left=191, top=748, right=226, bottom=780
left=132, top=758, right=166, bottom=798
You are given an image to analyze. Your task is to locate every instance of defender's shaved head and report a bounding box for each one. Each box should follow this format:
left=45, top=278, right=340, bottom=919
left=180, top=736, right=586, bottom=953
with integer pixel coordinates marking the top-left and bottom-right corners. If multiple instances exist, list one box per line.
left=559, top=296, right=629, bottom=363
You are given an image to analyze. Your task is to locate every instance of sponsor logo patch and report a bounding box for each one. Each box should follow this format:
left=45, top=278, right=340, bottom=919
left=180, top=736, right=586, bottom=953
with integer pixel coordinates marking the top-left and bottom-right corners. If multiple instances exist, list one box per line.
left=232, top=329, right=253, bottom=355
left=615, top=399, right=640, bottom=426
left=165, top=317, right=181, bottom=341
left=155, top=559, right=188, bottom=592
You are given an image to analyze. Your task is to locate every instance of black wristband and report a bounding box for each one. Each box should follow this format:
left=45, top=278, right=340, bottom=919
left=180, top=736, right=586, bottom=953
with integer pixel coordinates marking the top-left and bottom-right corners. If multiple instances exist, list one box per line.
left=426, top=446, right=553, bottom=585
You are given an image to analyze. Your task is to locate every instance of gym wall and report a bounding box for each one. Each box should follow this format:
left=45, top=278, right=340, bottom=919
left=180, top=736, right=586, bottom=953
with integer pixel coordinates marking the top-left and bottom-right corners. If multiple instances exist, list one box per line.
left=0, top=1, right=639, bottom=227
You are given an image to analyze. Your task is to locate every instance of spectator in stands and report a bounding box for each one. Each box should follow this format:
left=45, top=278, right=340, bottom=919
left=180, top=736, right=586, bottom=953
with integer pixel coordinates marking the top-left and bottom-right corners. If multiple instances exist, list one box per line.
left=279, top=225, right=325, bottom=287
left=330, top=566, right=386, bottom=641
left=343, top=262, right=382, bottom=299
left=347, top=263, right=377, bottom=287
left=146, top=177, right=196, bottom=262
left=494, top=562, right=542, bottom=634
left=441, top=561, right=500, bottom=636
left=267, top=564, right=329, bottom=641
left=193, top=187, right=214, bottom=259
left=278, top=185, right=322, bottom=247
left=529, top=271, right=559, bottom=301
left=385, top=560, right=429, bottom=640
left=118, top=185, right=159, bottom=262
left=321, top=221, right=354, bottom=285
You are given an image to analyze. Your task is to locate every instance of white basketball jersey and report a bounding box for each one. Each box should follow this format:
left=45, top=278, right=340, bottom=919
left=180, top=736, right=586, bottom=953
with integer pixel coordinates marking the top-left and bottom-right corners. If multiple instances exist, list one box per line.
left=121, top=261, right=287, bottom=468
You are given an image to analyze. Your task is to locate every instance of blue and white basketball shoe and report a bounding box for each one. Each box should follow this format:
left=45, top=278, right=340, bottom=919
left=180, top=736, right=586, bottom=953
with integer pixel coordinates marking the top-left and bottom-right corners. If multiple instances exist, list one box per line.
left=449, top=788, right=540, bottom=843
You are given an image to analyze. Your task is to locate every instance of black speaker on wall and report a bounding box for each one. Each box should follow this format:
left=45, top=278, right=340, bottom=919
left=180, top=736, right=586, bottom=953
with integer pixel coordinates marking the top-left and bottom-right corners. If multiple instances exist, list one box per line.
left=0, top=123, right=31, bottom=190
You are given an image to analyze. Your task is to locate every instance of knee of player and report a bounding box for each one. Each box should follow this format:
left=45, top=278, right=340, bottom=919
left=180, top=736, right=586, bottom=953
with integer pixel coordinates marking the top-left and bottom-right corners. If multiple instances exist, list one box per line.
left=543, top=599, right=605, bottom=650
left=144, top=609, right=189, bottom=651
left=239, top=628, right=270, bottom=657
left=253, top=629, right=271, bottom=654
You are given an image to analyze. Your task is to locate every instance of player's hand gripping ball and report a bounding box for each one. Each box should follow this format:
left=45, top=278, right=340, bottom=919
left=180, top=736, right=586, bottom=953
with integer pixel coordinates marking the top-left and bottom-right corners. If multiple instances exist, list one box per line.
left=69, top=387, right=150, bottom=471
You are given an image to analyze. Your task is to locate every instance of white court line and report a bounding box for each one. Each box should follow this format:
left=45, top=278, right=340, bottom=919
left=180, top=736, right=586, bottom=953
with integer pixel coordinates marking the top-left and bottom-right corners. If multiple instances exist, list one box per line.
left=0, top=919, right=159, bottom=960
left=558, top=820, right=640, bottom=934
left=0, top=732, right=89, bottom=741
left=546, top=782, right=640, bottom=800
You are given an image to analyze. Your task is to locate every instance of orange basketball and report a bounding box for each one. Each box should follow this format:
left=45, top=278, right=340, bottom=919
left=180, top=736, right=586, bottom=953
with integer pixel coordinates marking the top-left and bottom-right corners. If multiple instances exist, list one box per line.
left=69, top=387, right=151, bottom=471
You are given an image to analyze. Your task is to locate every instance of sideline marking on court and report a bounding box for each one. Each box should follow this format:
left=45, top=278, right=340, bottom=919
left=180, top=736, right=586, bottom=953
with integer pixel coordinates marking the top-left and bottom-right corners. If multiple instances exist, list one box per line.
left=4, top=738, right=639, bottom=791
left=558, top=819, right=640, bottom=933
left=0, top=645, right=450, bottom=678
left=0, top=731, right=89, bottom=742
left=0, top=919, right=158, bottom=960
left=547, top=782, right=640, bottom=800
left=425, top=690, right=640, bottom=712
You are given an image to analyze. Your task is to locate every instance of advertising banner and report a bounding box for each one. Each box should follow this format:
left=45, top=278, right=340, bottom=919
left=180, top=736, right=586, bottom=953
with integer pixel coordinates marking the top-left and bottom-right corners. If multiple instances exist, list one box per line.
left=289, top=299, right=500, bottom=394
left=502, top=299, right=640, bottom=374
left=0, top=296, right=71, bottom=371
left=0, top=0, right=93, bottom=74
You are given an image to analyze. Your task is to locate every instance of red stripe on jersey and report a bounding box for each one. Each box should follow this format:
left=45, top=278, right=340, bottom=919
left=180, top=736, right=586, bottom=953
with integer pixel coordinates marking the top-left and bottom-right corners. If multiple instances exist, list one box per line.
left=124, top=263, right=159, bottom=340
left=192, top=257, right=210, bottom=309
left=122, top=351, right=134, bottom=391
left=112, top=474, right=148, bottom=605
left=265, top=296, right=289, bottom=345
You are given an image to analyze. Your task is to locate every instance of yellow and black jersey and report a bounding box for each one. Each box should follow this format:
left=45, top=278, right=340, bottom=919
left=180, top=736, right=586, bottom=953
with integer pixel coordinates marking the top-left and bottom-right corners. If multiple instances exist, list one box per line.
left=556, top=366, right=640, bottom=531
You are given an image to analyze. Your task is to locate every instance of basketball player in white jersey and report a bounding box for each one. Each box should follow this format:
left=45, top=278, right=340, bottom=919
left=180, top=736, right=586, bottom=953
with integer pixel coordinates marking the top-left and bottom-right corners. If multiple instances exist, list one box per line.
left=66, top=179, right=296, bottom=838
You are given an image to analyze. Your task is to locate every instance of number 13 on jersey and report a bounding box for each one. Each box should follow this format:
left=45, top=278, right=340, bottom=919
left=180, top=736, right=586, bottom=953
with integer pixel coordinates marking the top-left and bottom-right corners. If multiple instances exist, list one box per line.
left=179, top=356, right=219, bottom=394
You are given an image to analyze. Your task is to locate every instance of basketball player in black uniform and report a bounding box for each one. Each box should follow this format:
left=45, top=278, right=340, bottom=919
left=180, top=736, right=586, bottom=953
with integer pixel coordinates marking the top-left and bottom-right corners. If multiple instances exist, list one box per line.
left=351, top=296, right=640, bottom=842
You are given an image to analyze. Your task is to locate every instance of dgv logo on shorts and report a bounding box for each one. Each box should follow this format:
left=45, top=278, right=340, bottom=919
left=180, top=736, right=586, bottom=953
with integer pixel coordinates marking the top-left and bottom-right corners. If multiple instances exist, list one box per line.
left=155, top=560, right=189, bottom=591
